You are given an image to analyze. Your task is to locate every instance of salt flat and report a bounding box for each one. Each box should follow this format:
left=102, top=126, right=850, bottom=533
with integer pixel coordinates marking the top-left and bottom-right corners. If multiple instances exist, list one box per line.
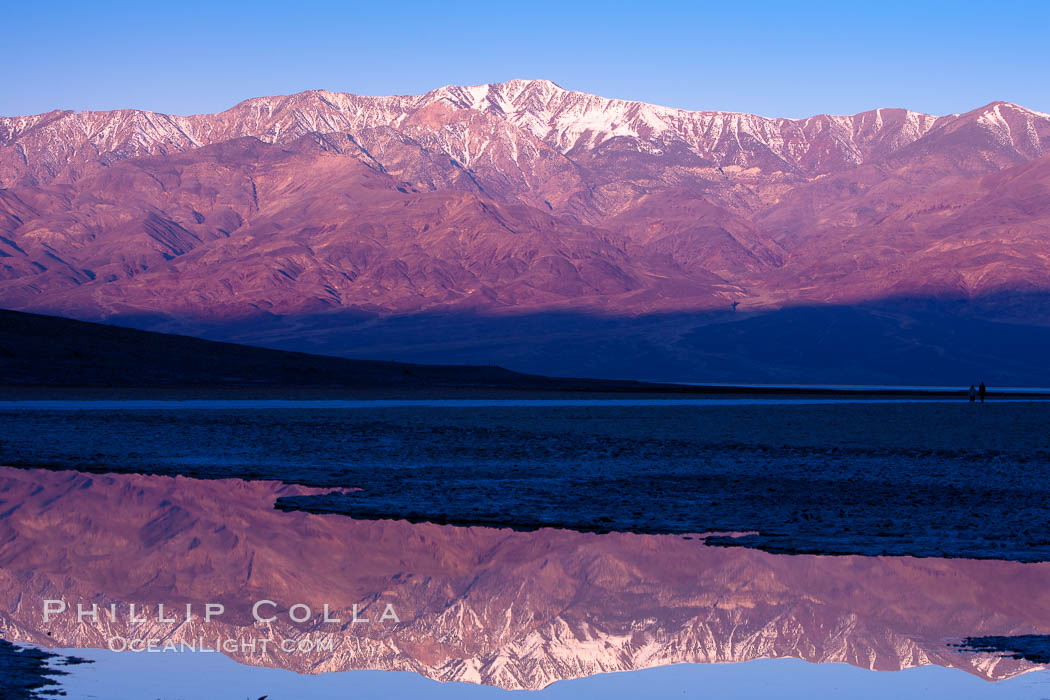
left=2, top=399, right=1048, bottom=560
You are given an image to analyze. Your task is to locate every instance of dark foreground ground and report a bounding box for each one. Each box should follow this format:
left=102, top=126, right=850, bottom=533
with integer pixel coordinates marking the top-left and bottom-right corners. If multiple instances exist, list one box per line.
left=1, top=399, right=1048, bottom=562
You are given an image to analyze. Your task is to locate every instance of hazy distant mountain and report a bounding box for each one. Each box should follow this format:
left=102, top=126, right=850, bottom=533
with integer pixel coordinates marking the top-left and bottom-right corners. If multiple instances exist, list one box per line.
left=2, top=81, right=1050, bottom=380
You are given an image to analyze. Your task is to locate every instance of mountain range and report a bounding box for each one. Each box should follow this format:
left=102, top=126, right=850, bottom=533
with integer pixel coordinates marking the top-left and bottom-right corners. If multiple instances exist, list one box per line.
left=2, top=80, right=1050, bottom=381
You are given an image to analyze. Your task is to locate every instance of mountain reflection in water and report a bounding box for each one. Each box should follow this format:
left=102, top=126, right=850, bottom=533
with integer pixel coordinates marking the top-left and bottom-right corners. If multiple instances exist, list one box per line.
left=0, top=467, right=1047, bottom=691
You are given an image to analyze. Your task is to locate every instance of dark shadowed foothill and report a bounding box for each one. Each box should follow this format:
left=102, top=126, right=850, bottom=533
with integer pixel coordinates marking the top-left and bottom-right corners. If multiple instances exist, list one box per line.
left=0, top=308, right=574, bottom=391
left=7, top=307, right=1037, bottom=398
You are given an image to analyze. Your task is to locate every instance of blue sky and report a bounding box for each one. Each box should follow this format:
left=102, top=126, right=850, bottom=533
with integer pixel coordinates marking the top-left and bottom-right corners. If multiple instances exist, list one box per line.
left=6, top=0, right=1049, bottom=118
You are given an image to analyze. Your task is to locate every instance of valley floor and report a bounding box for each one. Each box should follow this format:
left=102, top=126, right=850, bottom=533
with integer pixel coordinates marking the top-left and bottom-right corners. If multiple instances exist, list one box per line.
left=1, top=395, right=1048, bottom=561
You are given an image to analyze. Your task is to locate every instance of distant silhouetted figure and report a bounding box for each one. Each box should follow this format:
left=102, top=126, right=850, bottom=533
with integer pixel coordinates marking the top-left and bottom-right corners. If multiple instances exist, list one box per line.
left=979, top=381, right=987, bottom=403
left=969, top=385, right=976, bottom=402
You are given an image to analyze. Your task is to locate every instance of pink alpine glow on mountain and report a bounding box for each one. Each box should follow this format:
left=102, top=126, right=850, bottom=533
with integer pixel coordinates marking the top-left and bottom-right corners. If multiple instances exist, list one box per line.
left=2, top=80, right=1049, bottom=318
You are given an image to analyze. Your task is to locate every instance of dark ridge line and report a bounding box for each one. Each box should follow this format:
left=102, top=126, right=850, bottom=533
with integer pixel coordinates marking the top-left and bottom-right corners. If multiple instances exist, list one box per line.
left=4, top=307, right=1050, bottom=396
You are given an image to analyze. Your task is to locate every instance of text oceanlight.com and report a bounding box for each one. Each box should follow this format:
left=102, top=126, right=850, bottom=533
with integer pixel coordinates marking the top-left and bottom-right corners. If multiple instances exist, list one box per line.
left=106, top=636, right=336, bottom=653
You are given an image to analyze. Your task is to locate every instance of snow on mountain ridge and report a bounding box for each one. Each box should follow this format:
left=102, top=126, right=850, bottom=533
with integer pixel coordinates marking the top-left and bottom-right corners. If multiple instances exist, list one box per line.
left=1, top=80, right=1048, bottom=188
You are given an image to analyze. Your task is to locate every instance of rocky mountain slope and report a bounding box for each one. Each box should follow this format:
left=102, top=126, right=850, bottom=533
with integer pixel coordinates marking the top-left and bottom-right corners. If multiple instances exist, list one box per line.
left=1, top=81, right=1049, bottom=379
